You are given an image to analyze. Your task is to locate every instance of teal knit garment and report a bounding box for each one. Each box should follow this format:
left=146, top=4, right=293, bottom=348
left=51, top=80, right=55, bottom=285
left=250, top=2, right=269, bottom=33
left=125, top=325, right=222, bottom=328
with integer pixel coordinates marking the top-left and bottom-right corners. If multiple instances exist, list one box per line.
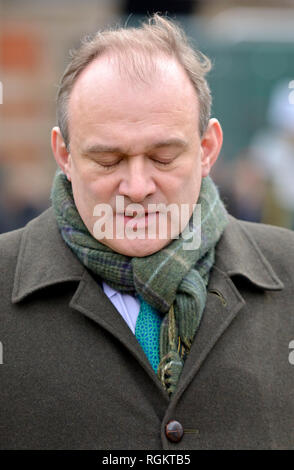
left=135, top=296, right=162, bottom=373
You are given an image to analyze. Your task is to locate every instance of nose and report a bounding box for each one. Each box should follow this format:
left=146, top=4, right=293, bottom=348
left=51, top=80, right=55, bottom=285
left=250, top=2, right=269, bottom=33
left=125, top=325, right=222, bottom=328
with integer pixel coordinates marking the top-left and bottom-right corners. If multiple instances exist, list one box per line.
left=118, top=155, right=156, bottom=202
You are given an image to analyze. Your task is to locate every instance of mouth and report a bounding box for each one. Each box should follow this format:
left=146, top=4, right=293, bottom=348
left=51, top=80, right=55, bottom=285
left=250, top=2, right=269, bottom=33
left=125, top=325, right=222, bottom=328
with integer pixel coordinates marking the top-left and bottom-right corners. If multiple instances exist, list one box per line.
left=124, top=210, right=154, bottom=217
left=116, top=209, right=158, bottom=217
left=116, top=211, right=159, bottom=228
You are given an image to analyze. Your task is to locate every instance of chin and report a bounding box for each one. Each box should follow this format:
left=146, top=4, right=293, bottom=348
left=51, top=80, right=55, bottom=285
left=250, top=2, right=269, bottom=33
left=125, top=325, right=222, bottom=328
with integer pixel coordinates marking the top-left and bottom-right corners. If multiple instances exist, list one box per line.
left=101, top=238, right=171, bottom=258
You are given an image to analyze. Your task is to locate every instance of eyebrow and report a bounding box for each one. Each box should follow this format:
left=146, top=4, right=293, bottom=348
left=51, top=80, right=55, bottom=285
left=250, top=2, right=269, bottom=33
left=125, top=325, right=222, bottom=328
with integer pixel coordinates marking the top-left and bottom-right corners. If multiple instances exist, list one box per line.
left=82, top=138, right=188, bottom=155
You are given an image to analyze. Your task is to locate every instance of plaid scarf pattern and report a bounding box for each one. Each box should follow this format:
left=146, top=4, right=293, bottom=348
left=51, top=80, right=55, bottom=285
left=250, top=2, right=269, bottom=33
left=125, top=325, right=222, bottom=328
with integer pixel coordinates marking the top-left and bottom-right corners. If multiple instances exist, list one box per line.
left=51, top=171, right=228, bottom=396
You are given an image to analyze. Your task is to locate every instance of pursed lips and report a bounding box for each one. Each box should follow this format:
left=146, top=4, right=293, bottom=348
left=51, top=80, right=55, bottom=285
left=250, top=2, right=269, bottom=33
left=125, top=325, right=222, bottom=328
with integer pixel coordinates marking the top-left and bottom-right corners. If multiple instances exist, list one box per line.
left=115, top=211, right=160, bottom=228
left=116, top=210, right=159, bottom=218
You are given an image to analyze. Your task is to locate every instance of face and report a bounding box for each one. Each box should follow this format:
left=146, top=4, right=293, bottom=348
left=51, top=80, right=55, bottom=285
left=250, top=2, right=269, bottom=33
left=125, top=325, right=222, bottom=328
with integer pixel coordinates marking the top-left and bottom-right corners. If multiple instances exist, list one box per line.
left=52, top=55, right=222, bottom=257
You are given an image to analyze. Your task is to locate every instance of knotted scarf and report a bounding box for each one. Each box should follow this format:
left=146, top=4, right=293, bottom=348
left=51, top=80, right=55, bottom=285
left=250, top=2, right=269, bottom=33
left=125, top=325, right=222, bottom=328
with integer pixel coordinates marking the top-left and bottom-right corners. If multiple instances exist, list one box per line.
left=51, top=170, right=228, bottom=396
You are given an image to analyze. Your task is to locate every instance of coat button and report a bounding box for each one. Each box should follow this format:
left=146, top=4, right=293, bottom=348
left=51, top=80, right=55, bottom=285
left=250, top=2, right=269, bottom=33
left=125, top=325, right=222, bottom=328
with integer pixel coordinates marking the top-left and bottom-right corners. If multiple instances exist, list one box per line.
left=165, top=420, right=184, bottom=443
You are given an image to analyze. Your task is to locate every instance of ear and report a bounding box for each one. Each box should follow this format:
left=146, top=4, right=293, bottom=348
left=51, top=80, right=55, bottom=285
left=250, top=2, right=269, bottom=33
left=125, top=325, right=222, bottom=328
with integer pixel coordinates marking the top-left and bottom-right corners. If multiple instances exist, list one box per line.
left=200, top=118, right=223, bottom=177
left=51, top=126, right=72, bottom=181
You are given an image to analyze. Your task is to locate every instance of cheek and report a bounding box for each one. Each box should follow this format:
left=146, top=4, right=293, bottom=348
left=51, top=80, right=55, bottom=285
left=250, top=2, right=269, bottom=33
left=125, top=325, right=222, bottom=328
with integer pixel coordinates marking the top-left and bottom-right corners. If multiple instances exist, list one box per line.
left=175, top=162, right=202, bottom=206
left=168, top=158, right=201, bottom=191
left=71, top=161, right=104, bottom=199
left=70, top=171, right=98, bottom=211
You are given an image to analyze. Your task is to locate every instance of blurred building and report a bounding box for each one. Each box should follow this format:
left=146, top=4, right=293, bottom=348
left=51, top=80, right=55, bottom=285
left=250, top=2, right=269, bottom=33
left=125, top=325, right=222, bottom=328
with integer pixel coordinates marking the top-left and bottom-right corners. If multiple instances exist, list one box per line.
left=1, top=0, right=294, bottom=232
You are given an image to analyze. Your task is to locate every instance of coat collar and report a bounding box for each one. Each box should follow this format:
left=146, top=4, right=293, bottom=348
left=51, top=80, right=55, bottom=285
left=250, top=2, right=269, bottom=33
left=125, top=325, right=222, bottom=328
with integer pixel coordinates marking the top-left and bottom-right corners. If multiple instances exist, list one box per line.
left=12, top=209, right=283, bottom=304
left=214, top=214, right=284, bottom=291
left=12, top=208, right=84, bottom=303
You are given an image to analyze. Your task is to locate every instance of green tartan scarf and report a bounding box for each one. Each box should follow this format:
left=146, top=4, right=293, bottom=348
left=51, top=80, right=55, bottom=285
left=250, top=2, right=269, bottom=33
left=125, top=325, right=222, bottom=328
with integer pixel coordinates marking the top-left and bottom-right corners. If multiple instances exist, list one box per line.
left=51, top=171, right=228, bottom=396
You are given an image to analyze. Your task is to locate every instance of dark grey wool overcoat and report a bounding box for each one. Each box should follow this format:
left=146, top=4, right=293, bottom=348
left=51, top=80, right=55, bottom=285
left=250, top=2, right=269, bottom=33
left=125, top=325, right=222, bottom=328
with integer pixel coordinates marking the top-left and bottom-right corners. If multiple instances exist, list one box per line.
left=0, top=208, right=294, bottom=449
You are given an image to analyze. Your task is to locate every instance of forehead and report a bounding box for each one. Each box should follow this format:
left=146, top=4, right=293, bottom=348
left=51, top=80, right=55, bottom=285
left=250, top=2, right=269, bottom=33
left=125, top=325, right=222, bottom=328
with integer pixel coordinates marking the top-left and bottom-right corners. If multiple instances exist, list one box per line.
left=68, top=54, right=200, bottom=145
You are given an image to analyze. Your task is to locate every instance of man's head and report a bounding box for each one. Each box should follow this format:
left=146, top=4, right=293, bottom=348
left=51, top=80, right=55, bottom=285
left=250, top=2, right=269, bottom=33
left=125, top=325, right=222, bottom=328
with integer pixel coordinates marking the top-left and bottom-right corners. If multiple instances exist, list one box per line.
left=51, top=14, right=223, bottom=257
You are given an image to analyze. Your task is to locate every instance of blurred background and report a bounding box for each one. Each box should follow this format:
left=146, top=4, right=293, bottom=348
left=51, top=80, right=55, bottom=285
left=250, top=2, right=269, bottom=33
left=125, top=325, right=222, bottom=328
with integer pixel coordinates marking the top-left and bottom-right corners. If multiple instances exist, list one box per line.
left=1, top=0, right=294, bottom=233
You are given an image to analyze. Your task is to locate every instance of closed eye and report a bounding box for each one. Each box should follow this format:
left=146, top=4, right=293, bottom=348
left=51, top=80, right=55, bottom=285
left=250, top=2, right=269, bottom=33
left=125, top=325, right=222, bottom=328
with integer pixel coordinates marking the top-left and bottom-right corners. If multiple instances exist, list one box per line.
left=153, top=160, right=173, bottom=165
left=95, top=158, right=123, bottom=169
left=150, top=156, right=176, bottom=166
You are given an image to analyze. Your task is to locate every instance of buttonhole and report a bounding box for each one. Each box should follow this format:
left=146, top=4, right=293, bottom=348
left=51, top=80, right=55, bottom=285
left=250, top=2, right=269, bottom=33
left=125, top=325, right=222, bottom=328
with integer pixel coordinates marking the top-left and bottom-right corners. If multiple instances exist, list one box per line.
left=184, top=429, right=200, bottom=435
left=208, top=289, right=227, bottom=306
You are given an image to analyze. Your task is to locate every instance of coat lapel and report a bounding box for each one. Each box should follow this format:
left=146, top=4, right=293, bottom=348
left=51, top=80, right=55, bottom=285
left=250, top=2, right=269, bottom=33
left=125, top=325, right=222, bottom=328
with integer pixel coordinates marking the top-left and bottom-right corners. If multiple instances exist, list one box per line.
left=169, top=215, right=284, bottom=403
left=12, top=208, right=169, bottom=399
left=170, top=265, right=245, bottom=404
left=70, top=268, right=169, bottom=400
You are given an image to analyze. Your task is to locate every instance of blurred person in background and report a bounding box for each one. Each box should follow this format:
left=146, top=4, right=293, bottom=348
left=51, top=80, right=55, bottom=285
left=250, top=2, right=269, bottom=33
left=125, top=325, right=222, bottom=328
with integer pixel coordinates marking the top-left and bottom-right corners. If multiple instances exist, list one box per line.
left=249, top=79, right=294, bottom=229
left=0, top=14, right=294, bottom=450
left=211, top=153, right=266, bottom=224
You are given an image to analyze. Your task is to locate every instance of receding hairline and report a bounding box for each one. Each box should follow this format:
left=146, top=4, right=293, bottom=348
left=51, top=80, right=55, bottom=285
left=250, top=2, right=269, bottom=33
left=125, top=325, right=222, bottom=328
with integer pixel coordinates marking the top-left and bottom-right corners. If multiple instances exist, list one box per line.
left=66, top=51, right=201, bottom=146
left=57, top=14, right=212, bottom=148
left=68, top=49, right=199, bottom=103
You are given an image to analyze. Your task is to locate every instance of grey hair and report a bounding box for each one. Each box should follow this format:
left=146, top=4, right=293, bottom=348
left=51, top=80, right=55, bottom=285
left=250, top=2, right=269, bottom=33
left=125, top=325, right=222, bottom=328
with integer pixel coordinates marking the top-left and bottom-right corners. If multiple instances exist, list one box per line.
left=56, top=14, right=212, bottom=149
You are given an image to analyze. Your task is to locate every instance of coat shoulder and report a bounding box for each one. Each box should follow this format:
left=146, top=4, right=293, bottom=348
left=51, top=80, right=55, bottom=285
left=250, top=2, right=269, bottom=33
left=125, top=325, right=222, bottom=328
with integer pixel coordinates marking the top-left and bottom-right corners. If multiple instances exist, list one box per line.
left=0, top=209, right=55, bottom=289
left=235, top=217, right=294, bottom=277
left=0, top=208, right=55, bottom=258
left=0, top=228, right=24, bottom=300
left=238, top=218, right=294, bottom=250
left=0, top=227, right=23, bottom=265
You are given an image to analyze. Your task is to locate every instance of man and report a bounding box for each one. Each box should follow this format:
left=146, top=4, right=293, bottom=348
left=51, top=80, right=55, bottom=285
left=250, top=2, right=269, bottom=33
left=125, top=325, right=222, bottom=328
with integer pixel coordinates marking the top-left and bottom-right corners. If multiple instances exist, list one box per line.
left=0, top=15, right=294, bottom=450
